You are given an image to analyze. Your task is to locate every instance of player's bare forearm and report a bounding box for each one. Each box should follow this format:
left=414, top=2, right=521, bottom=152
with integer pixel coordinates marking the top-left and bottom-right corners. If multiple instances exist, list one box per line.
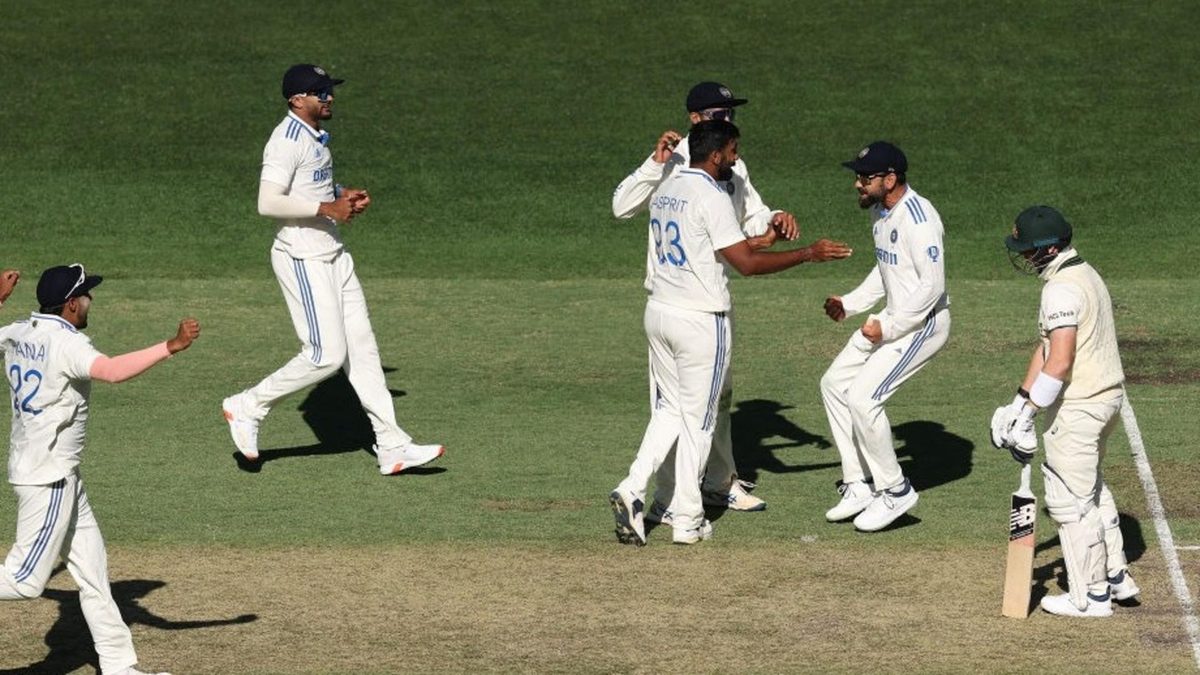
left=721, top=239, right=852, bottom=276
left=317, top=195, right=356, bottom=223
left=745, top=229, right=778, bottom=251
left=167, top=318, right=201, bottom=354
left=1019, top=344, right=1045, bottom=392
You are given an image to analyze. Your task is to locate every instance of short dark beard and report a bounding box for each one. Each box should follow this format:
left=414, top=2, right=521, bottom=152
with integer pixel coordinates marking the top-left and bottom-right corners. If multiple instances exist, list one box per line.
left=858, top=193, right=879, bottom=209
left=717, top=165, right=734, bottom=182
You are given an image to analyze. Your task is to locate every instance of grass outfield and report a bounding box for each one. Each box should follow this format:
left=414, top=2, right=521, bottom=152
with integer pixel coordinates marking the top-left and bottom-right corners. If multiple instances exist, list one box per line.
left=2, top=1, right=1199, bottom=673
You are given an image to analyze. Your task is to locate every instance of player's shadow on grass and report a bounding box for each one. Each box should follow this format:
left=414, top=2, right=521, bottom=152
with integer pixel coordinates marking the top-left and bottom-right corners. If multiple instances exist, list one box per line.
left=729, top=399, right=837, bottom=483
left=893, top=420, right=974, bottom=492
left=0, top=571, right=256, bottom=675
left=1032, top=512, right=1147, bottom=608
left=233, top=367, right=440, bottom=473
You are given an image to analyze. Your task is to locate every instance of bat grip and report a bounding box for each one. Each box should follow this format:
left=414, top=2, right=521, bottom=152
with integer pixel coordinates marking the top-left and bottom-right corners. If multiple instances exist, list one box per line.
left=1018, top=463, right=1032, bottom=494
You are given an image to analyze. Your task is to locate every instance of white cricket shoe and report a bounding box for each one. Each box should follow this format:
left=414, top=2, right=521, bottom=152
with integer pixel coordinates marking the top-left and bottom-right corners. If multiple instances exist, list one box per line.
left=645, top=501, right=675, bottom=527
left=825, top=479, right=875, bottom=521
left=113, top=668, right=172, bottom=675
left=852, top=480, right=918, bottom=532
left=376, top=443, right=445, bottom=475
left=221, top=394, right=259, bottom=461
left=609, top=488, right=646, bottom=546
left=702, top=478, right=766, bottom=511
left=1109, top=570, right=1141, bottom=601
left=672, top=519, right=714, bottom=545
left=1040, top=592, right=1113, bottom=618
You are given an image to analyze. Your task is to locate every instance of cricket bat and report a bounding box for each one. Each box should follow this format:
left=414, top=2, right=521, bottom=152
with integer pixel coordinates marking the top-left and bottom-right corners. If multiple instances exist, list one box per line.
left=1001, top=463, right=1037, bottom=618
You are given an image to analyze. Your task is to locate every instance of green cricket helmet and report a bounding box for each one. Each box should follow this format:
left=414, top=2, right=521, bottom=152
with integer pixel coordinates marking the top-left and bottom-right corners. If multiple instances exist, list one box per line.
left=1006, top=205, right=1073, bottom=274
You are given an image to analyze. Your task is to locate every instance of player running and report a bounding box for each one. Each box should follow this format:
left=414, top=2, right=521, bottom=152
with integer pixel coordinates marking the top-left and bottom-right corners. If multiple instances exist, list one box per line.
left=610, top=120, right=851, bottom=545
left=991, top=205, right=1139, bottom=617
left=221, top=64, right=443, bottom=474
left=820, top=141, right=951, bottom=532
left=0, top=264, right=198, bottom=675
left=612, top=81, right=798, bottom=519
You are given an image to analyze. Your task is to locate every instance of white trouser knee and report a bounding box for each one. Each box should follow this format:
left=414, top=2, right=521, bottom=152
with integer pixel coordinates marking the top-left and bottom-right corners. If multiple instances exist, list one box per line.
left=1043, top=464, right=1107, bottom=609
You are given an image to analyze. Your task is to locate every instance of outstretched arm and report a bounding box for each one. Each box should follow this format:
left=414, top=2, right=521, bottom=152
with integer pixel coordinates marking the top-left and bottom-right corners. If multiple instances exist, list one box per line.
left=90, top=319, right=201, bottom=383
left=720, top=238, right=852, bottom=277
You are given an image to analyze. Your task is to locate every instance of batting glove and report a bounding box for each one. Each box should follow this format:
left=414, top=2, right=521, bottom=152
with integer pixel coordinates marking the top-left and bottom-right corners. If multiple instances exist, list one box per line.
left=989, top=391, right=1029, bottom=449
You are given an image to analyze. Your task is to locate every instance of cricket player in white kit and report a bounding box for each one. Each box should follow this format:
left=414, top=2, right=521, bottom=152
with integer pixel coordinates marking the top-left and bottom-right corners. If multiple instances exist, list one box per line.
left=610, top=120, right=851, bottom=545
left=820, top=141, right=951, bottom=532
left=612, top=82, right=800, bottom=519
left=0, top=264, right=199, bottom=675
left=222, top=64, right=443, bottom=474
left=991, top=205, right=1139, bottom=617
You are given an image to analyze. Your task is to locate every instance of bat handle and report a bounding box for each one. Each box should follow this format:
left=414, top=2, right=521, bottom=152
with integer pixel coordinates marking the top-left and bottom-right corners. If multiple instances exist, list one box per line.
left=1018, top=463, right=1032, bottom=494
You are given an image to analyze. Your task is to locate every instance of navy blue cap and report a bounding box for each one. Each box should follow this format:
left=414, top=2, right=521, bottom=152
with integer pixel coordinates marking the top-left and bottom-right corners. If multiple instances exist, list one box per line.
left=37, top=264, right=102, bottom=309
left=842, top=141, right=908, bottom=174
left=686, top=81, right=748, bottom=112
left=282, top=64, right=345, bottom=99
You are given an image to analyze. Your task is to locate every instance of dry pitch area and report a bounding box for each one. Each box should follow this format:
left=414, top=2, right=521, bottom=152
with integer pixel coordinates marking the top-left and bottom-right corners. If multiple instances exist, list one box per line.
left=1, top=542, right=1195, bottom=674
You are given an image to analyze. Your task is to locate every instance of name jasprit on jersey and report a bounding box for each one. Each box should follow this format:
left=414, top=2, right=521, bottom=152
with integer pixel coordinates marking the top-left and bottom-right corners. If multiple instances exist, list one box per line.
left=651, top=195, right=689, bottom=213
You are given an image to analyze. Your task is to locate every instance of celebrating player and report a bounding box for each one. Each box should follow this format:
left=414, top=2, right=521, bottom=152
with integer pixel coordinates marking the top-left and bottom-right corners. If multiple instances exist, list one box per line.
left=610, top=120, right=852, bottom=545
left=819, top=141, right=951, bottom=532
left=0, top=264, right=198, bottom=675
left=221, top=64, right=444, bottom=474
left=990, top=206, right=1139, bottom=617
left=612, top=81, right=799, bottom=520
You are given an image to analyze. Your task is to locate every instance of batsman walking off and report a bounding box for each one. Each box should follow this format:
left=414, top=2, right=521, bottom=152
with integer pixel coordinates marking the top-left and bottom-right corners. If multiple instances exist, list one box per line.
left=221, top=64, right=443, bottom=474
left=610, top=120, right=851, bottom=545
left=990, top=205, right=1139, bottom=617
left=0, top=264, right=197, bottom=675
left=820, top=141, right=950, bottom=532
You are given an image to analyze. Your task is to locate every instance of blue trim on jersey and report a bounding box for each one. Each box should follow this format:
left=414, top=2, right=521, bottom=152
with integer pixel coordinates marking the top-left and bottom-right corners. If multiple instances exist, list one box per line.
left=903, top=196, right=928, bottom=224
left=30, top=313, right=78, bottom=333
left=292, top=259, right=323, bottom=364
left=680, top=168, right=723, bottom=192
left=702, top=314, right=728, bottom=431
left=285, top=112, right=325, bottom=142
left=871, top=313, right=937, bottom=401
left=15, top=478, right=66, bottom=583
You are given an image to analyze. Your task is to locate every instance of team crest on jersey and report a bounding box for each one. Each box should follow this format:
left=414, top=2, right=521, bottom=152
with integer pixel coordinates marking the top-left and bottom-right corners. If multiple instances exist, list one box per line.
left=927, top=245, right=940, bottom=262
left=889, top=229, right=898, bottom=243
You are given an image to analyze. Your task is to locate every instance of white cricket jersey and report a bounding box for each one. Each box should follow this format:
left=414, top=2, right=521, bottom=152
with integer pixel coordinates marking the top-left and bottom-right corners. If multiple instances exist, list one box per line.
left=261, top=112, right=343, bottom=261
left=1038, top=249, right=1124, bottom=400
left=0, top=313, right=102, bottom=485
left=840, top=186, right=950, bottom=342
left=612, top=136, right=777, bottom=236
left=645, top=169, right=747, bottom=313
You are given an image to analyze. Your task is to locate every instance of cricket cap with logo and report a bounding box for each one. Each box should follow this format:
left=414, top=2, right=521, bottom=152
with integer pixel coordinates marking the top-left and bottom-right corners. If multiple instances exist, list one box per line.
left=1005, top=205, right=1073, bottom=252
left=282, top=64, right=345, bottom=99
left=686, top=81, right=748, bottom=112
left=37, top=263, right=102, bottom=311
left=842, top=141, right=908, bottom=175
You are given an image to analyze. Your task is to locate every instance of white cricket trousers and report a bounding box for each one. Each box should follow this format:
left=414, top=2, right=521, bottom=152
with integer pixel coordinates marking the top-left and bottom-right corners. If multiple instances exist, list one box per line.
left=619, top=300, right=732, bottom=531
left=0, top=472, right=138, bottom=674
left=244, top=247, right=411, bottom=450
left=820, top=308, right=950, bottom=491
left=649, top=308, right=739, bottom=508
left=1043, top=392, right=1128, bottom=577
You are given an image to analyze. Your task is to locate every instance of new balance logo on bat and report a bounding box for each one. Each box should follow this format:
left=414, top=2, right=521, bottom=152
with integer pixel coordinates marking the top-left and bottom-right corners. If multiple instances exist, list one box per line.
left=1009, top=500, right=1036, bottom=540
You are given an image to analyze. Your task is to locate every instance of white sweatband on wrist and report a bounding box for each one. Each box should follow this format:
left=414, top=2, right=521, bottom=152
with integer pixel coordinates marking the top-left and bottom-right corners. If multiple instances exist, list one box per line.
left=1029, top=372, right=1064, bottom=408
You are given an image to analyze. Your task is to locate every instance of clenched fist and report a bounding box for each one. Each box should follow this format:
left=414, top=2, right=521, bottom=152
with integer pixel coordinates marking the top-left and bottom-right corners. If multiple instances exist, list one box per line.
left=167, top=318, right=201, bottom=354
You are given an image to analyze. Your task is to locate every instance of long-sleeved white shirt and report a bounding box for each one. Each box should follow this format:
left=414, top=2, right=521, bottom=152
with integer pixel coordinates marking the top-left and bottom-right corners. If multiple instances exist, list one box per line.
left=840, top=186, right=950, bottom=342
left=612, top=137, right=777, bottom=237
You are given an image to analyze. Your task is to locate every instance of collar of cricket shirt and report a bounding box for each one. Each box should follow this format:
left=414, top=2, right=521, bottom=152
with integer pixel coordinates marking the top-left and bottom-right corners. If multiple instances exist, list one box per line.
left=286, top=112, right=330, bottom=145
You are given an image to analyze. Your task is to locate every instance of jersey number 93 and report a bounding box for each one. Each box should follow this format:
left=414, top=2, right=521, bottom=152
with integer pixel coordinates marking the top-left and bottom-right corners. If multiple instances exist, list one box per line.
left=651, top=218, right=688, bottom=267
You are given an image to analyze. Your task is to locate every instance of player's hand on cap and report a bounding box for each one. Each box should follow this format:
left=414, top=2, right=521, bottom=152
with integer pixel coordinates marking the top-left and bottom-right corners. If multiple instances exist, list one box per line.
left=0, top=269, right=20, bottom=304
left=770, top=212, right=799, bottom=241
left=167, top=318, right=201, bottom=354
left=654, top=130, right=683, bottom=164
left=806, top=239, right=853, bottom=262
left=823, top=296, right=845, bottom=322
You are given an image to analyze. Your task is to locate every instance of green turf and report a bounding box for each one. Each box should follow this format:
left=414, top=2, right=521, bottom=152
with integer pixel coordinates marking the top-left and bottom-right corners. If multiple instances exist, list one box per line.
left=1, top=1, right=1198, bottom=672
